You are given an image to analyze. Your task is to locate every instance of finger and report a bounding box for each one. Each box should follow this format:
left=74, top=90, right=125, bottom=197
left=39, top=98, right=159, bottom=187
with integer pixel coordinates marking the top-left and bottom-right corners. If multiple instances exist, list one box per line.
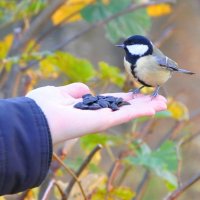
left=102, top=105, right=154, bottom=130
left=128, top=95, right=167, bottom=104
left=101, top=92, right=167, bottom=103
left=152, top=95, right=167, bottom=103
left=143, top=99, right=167, bottom=112
left=59, top=82, right=91, bottom=98
left=105, top=98, right=167, bottom=128
left=128, top=98, right=167, bottom=113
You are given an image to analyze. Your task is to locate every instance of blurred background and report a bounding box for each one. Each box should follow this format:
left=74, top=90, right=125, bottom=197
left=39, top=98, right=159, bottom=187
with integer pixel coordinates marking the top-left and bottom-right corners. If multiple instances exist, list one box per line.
left=1, top=0, right=200, bottom=199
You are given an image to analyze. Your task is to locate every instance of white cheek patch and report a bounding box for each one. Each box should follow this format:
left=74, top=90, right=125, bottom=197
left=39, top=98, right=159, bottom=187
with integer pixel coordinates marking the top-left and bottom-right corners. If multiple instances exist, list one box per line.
left=126, top=44, right=148, bottom=56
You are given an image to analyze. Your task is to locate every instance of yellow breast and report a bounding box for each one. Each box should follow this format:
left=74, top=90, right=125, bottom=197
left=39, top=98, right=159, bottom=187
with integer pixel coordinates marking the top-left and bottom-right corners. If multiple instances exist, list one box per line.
left=135, top=55, right=171, bottom=86
left=124, top=57, right=133, bottom=78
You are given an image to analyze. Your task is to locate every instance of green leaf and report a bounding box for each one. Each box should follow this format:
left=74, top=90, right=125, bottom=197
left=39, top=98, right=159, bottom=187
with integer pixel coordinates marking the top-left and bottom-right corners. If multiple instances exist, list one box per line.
left=81, top=0, right=151, bottom=43
left=92, top=186, right=135, bottom=200
left=134, top=110, right=173, bottom=123
left=64, top=157, right=83, bottom=171
left=64, top=157, right=101, bottom=173
left=80, top=133, right=121, bottom=151
left=130, top=139, right=151, bottom=155
left=4, top=60, right=13, bottom=72
left=88, top=163, right=102, bottom=173
left=81, top=0, right=132, bottom=22
left=112, top=187, right=135, bottom=200
left=25, top=0, right=46, bottom=14
left=105, top=9, right=151, bottom=43
left=155, top=169, right=177, bottom=190
left=98, top=61, right=125, bottom=87
left=41, top=51, right=96, bottom=83
left=155, top=110, right=172, bottom=118
left=39, top=54, right=60, bottom=78
left=58, top=52, right=96, bottom=82
left=126, top=140, right=178, bottom=189
left=153, top=141, right=178, bottom=172
left=134, top=116, right=150, bottom=123
left=0, top=0, right=46, bottom=26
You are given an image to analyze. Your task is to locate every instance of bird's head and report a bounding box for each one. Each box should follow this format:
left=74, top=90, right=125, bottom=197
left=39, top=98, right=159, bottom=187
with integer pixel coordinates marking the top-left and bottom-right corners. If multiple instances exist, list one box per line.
left=116, top=35, right=153, bottom=57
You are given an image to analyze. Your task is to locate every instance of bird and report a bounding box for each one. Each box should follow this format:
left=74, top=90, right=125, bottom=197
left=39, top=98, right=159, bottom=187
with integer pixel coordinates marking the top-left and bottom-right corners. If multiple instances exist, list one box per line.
left=116, top=35, right=194, bottom=97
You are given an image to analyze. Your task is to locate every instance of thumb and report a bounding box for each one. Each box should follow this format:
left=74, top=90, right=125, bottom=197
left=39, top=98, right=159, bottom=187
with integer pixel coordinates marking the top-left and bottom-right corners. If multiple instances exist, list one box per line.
left=58, top=82, right=91, bottom=99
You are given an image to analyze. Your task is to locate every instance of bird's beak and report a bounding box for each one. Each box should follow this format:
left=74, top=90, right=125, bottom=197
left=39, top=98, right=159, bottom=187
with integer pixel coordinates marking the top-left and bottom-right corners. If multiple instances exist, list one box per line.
left=115, top=44, right=125, bottom=48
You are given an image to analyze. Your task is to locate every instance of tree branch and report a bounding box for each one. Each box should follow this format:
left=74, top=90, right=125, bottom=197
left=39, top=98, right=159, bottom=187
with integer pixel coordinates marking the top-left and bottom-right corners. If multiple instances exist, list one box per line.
left=107, top=159, right=122, bottom=191
left=10, top=0, right=68, bottom=54
left=29, top=0, right=96, bottom=52
left=165, top=172, right=200, bottom=200
left=52, top=0, right=176, bottom=51
left=1, top=0, right=68, bottom=98
left=41, top=179, right=55, bottom=200
left=132, top=171, right=150, bottom=200
left=52, top=152, right=87, bottom=200
left=64, top=144, right=102, bottom=199
left=181, top=131, right=200, bottom=146
left=20, top=0, right=176, bottom=72
left=54, top=181, right=66, bottom=198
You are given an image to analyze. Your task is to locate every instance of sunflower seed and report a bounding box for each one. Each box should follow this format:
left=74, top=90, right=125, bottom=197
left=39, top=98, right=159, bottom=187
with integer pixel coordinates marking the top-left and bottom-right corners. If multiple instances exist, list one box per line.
left=88, top=103, right=102, bottom=110
left=97, top=95, right=106, bottom=99
left=83, top=96, right=98, bottom=105
left=110, top=103, right=119, bottom=111
left=118, top=101, right=131, bottom=106
left=98, top=99, right=110, bottom=108
left=115, top=97, right=123, bottom=105
left=105, top=96, right=117, bottom=103
left=74, top=102, right=89, bottom=110
left=82, top=93, right=92, bottom=99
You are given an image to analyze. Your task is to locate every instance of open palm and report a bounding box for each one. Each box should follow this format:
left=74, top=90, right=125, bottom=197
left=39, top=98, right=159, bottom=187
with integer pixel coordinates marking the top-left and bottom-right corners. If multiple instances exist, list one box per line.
left=26, top=83, right=167, bottom=144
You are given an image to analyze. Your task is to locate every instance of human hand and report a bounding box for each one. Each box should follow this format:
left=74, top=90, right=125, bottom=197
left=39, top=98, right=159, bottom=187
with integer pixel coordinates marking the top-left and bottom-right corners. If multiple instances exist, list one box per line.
left=26, top=83, right=167, bottom=144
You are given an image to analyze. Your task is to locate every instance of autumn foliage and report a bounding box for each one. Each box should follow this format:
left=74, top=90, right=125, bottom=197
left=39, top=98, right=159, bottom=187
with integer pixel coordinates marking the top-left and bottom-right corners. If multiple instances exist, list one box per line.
left=1, top=0, right=199, bottom=200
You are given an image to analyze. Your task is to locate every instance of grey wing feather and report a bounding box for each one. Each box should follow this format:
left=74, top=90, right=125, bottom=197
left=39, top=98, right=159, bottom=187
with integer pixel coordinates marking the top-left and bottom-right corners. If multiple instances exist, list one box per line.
left=154, top=56, right=179, bottom=71
left=152, top=45, right=194, bottom=74
left=152, top=45, right=179, bottom=71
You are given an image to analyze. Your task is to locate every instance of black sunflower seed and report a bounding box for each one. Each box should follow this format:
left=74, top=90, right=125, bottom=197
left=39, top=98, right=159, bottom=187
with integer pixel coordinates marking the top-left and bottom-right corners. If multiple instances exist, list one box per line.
left=88, top=103, right=102, bottom=110
left=75, top=94, right=130, bottom=111
left=83, top=96, right=98, bottom=105
left=74, top=102, right=89, bottom=110
left=98, top=99, right=110, bottom=108
left=118, top=101, right=131, bottom=106
left=105, top=96, right=117, bottom=103
left=97, top=95, right=106, bottom=99
left=110, top=103, right=119, bottom=111
left=82, top=93, right=92, bottom=99
left=115, top=97, right=123, bottom=105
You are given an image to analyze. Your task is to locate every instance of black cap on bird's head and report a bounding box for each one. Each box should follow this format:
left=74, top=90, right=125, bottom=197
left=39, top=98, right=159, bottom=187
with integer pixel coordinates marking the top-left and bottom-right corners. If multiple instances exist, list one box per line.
left=116, top=35, right=153, bottom=57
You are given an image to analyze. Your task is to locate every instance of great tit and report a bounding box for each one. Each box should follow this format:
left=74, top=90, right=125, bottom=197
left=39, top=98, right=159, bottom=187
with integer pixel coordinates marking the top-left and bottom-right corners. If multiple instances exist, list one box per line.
left=116, top=35, right=194, bottom=97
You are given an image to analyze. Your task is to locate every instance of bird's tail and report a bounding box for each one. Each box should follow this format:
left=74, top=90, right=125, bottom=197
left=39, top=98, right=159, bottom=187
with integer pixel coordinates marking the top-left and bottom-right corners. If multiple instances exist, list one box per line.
left=177, top=68, right=195, bottom=75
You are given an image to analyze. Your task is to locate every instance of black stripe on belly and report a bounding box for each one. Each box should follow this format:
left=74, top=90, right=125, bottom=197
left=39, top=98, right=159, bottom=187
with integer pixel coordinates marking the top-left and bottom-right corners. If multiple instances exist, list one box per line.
left=131, top=64, right=152, bottom=87
left=137, top=79, right=152, bottom=87
left=130, top=64, right=137, bottom=78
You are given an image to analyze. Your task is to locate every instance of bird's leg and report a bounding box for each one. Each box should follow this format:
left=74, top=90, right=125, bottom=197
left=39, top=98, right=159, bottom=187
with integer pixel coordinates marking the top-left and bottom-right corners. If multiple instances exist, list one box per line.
left=151, top=85, right=160, bottom=99
left=130, top=85, right=145, bottom=94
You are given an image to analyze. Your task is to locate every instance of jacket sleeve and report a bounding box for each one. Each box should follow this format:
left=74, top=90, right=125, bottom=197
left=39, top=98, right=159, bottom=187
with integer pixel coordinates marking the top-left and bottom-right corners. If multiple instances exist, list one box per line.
left=0, top=97, right=52, bottom=195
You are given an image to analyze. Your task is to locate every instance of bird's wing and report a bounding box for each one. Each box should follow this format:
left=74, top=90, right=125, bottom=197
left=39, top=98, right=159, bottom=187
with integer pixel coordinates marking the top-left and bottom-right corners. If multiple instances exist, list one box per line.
left=152, top=45, right=179, bottom=71
left=154, top=56, right=179, bottom=71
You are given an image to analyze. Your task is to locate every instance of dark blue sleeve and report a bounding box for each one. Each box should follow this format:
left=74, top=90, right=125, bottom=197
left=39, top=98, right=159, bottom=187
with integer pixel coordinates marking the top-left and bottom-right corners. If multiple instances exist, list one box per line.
left=0, top=97, right=52, bottom=195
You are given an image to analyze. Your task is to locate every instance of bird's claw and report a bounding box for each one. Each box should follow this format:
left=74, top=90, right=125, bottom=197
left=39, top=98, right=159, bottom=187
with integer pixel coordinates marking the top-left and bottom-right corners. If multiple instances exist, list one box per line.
left=129, top=88, right=141, bottom=94
left=129, top=86, right=145, bottom=98
left=151, top=86, right=160, bottom=100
